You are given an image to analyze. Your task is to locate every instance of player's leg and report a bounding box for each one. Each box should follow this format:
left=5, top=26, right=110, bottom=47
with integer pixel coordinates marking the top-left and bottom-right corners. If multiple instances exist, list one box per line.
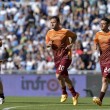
left=58, top=59, right=79, bottom=105
left=99, top=77, right=108, bottom=101
left=56, top=74, right=67, bottom=95
left=64, top=74, right=79, bottom=106
left=93, top=63, right=110, bottom=106
left=93, top=77, right=108, bottom=106
left=0, top=61, right=5, bottom=104
left=64, top=75, right=76, bottom=95
left=55, top=59, right=68, bottom=102
left=0, top=80, right=5, bottom=104
left=56, top=74, right=68, bottom=102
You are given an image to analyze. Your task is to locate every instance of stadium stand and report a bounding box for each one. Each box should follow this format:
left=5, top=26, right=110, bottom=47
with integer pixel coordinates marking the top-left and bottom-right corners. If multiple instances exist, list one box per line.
left=0, top=0, right=109, bottom=74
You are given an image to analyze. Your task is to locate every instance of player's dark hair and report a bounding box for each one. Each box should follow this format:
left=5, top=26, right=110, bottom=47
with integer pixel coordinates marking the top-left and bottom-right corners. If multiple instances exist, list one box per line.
left=101, top=17, right=110, bottom=24
left=50, top=16, right=60, bottom=23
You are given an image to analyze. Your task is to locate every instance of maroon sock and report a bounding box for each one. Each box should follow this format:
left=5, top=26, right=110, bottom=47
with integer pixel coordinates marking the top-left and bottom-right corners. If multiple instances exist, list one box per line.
left=99, top=92, right=105, bottom=102
left=62, top=86, right=67, bottom=95
left=69, top=87, right=76, bottom=97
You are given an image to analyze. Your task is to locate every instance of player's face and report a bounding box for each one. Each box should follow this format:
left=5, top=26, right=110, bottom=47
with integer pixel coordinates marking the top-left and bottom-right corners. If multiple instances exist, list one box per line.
left=100, top=20, right=109, bottom=31
left=50, top=18, right=59, bottom=29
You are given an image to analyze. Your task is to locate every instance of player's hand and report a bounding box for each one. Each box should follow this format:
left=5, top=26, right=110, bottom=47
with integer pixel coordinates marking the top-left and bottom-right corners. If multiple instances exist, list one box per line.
left=0, top=39, right=2, bottom=47
left=0, top=59, right=7, bottom=64
left=46, top=41, right=53, bottom=48
left=65, top=44, right=73, bottom=50
left=0, top=60, right=3, bottom=63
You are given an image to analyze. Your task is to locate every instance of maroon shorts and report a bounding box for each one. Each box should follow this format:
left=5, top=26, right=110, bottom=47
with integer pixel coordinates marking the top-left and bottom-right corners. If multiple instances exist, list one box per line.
left=55, top=58, right=71, bottom=77
left=100, top=63, right=110, bottom=79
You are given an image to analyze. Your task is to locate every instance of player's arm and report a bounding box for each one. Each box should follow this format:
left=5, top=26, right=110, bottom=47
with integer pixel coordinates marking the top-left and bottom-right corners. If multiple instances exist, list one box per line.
left=94, top=33, right=101, bottom=56
left=67, top=30, right=77, bottom=43
left=0, top=39, right=2, bottom=63
left=94, top=32, right=99, bottom=51
left=45, top=31, right=53, bottom=48
left=94, top=43, right=101, bottom=55
left=65, top=30, right=77, bottom=49
left=0, top=39, right=5, bottom=64
left=0, top=39, right=2, bottom=47
left=0, top=39, right=10, bottom=63
left=46, top=41, right=53, bottom=48
left=0, top=39, right=7, bottom=64
left=94, top=43, right=100, bottom=50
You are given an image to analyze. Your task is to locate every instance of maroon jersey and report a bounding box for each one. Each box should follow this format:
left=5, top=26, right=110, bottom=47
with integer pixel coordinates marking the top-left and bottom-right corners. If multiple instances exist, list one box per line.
left=94, top=30, right=110, bottom=65
left=94, top=30, right=110, bottom=78
left=46, top=28, right=77, bottom=61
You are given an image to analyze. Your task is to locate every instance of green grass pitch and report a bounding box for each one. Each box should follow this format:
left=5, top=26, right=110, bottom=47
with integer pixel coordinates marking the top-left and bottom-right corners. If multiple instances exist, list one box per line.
left=0, top=97, right=110, bottom=110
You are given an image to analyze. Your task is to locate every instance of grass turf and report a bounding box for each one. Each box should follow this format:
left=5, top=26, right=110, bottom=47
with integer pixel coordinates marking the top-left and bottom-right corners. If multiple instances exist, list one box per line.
left=0, top=97, right=110, bottom=110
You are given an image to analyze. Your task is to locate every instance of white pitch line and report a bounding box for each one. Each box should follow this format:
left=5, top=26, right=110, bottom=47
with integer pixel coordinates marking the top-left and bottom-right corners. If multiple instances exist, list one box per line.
left=2, top=104, right=110, bottom=110
left=2, top=104, right=48, bottom=110
left=2, top=105, right=32, bottom=110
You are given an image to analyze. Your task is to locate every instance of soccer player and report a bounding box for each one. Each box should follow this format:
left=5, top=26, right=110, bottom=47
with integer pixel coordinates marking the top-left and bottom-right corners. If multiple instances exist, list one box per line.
left=45, top=16, right=79, bottom=106
left=93, top=17, right=110, bottom=106
left=0, top=39, right=5, bottom=104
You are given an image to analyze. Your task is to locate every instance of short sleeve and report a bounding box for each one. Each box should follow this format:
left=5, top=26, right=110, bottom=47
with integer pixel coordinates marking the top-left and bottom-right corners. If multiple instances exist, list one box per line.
left=94, top=33, right=99, bottom=44
left=45, top=31, right=50, bottom=44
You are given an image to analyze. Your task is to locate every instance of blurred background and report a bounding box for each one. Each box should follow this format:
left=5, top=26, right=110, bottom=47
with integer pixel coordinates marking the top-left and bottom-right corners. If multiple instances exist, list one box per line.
left=1, top=0, right=110, bottom=74
left=0, top=0, right=110, bottom=97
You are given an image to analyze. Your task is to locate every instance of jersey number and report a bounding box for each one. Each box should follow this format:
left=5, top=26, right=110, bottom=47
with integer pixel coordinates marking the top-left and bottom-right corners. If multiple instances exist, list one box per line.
left=58, top=65, right=65, bottom=71
left=104, top=67, right=110, bottom=73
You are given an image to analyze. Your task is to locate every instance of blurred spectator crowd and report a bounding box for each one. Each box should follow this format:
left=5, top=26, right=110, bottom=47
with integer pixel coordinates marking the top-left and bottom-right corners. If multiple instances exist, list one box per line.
left=0, top=0, right=110, bottom=74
